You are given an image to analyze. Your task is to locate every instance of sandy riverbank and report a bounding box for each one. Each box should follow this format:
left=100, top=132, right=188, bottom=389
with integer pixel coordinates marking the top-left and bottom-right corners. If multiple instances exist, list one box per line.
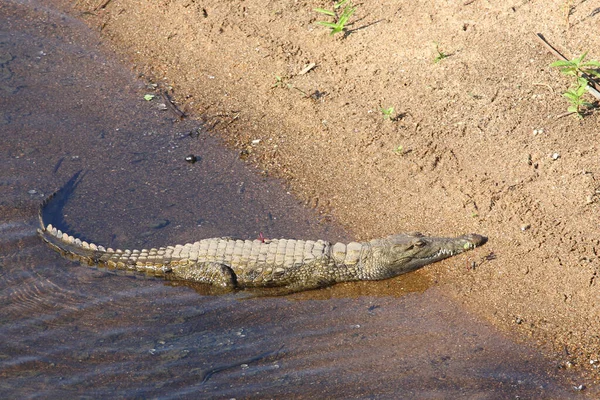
left=68, top=0, right=600, bottom=377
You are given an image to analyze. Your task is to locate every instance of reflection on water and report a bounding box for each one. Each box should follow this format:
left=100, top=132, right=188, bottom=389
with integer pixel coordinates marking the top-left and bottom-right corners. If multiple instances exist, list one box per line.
left=0, top=0, right=591, bottom=398
left=0, top=240, right=584, bottom=398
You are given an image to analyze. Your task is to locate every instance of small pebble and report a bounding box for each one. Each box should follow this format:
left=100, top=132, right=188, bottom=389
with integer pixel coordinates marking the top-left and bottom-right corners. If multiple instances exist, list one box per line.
left=520, top=224, right=530, bottom=231
left=551, top=153, right=560, bottom=160
left=239, top=149, right=251, bottom=159
left=586, top=195, right=594, bottom=205
left=185, top=154, right=197, bottom=163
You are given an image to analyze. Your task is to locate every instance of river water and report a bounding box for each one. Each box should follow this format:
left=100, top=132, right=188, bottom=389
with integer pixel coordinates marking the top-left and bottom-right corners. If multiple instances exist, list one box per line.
left=0, top=1, right=591, bottom=398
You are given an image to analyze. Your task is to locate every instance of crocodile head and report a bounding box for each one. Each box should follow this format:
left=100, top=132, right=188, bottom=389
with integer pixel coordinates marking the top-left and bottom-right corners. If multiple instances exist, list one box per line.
left=363, top=232, right=487, bottom=280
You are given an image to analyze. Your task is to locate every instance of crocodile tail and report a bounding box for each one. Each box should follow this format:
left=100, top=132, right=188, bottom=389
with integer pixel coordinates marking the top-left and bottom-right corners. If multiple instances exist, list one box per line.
left=37, top=171, right=170, bottom=277
left=38, top=223, right=172, bottom=277
left=38, top=170, right=85, bottom=231
left=38, top=223, right=105, bottom=264
left=37, top=170, right=102, bottom=263
left=38, top=190, right=55, bottom=234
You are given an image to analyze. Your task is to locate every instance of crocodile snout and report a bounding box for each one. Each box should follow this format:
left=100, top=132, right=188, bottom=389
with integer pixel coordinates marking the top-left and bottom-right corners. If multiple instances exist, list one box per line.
left=461, top=234, right=488, bottom=248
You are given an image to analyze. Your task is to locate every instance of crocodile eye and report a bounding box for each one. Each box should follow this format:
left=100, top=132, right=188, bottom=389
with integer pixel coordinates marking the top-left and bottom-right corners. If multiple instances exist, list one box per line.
left=414, top=239, right=426, bottom=247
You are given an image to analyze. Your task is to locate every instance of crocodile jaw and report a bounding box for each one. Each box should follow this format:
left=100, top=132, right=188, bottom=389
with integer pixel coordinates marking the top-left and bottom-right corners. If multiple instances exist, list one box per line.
left=361, top=233, right=487, bottom=280
left=415, top=233, right=485, bottom=259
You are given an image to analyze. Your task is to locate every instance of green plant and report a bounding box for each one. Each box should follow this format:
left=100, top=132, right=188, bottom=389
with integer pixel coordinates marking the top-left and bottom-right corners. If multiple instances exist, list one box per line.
left=381, top=106, right=395, bottom=120
left=393, top=145, right=404, bottom=155
left=551, top=52, right=600, bottom=77
left=551, top=52, right=600, bottom=118
left=272, top=75, right=291, bottom=89
left=433, top=41, right=449, bottom=63
left=271, top=75, right=307, bottom=96
left=314, top=0, right=356, bottom=36
left=562, top=77, right=592, bottom=118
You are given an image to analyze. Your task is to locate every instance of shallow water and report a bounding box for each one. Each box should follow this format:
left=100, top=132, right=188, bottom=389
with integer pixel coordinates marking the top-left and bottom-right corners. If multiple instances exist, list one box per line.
left=0, top=0, right=591, bottom=398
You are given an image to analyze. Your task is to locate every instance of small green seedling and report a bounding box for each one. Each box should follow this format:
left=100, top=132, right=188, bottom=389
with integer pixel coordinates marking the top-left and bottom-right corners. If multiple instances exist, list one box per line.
left=272, top=75, right=307, bottom=96
left=381, top=106, right=395, bottom=120
left=393, top=145, right=404, bottom=155
left=562, top=77, right=593, bottom=118
left=551, top=52, right=600, bottom=118
left=551, top=52, right=600, bottom=77
left=433, top=41, right=449, bottom=63
left=314, top=0, right=356, bottom=36
left=272, top=75, right=291, bottom=89
left=143, top=94, right=155, bottom=101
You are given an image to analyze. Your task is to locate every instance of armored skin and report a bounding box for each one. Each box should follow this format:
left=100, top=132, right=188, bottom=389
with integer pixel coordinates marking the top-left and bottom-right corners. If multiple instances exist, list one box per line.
left=38, top=186, right=486, bottom=292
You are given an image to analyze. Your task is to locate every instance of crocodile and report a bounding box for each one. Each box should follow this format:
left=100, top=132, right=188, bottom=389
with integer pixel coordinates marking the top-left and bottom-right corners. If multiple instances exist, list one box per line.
left=38, top=177, right=486, bottom=292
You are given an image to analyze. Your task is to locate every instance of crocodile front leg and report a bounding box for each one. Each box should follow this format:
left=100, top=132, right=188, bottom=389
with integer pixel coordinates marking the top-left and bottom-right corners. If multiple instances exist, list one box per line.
left=169, top=262, right=237, bottom=288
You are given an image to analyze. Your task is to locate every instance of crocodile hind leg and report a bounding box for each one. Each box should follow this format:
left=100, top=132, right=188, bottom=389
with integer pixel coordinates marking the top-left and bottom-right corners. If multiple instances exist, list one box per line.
left=169, top=262, right=237, bottom=288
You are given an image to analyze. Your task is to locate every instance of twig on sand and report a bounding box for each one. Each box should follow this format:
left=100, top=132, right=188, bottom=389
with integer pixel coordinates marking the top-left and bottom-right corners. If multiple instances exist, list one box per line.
left=532, top=82, right=555, bottom=94
left=161, top=91, right=186, bottom=120
left=556, top=111, right=577, bottom=119
left=95, top=0, right=113, bottom=10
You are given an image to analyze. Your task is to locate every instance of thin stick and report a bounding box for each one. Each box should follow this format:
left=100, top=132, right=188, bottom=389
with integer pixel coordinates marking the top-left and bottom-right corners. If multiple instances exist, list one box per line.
left=532, top=82, right=555, bottom=94
left=534, top=33, right=569, bottom=61
left=95, top=0, right=113, bottom=10
left=160, top=91, right=186, bottom=120
left=556, top=111, right=576, bottom=119
left=535, top=33, right=600, bottom=101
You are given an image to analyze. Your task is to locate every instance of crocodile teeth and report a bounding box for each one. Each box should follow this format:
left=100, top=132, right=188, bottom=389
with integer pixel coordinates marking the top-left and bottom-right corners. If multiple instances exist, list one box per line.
left=422, top=248, right=455, bottom=260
